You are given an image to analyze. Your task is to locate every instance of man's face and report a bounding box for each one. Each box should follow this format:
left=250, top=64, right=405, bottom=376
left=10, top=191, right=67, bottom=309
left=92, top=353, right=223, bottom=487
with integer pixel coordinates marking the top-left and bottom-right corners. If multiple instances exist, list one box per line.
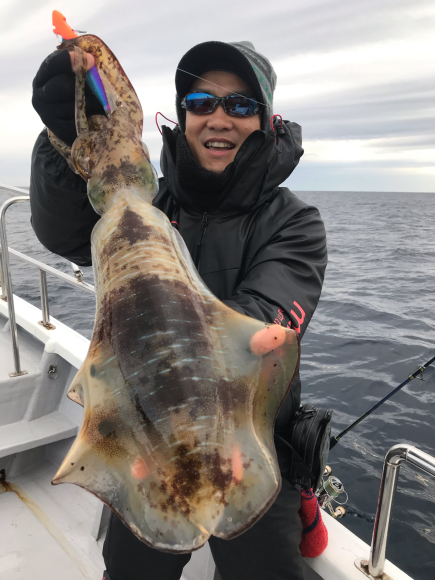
left=185, top=71, right=261, bottom=173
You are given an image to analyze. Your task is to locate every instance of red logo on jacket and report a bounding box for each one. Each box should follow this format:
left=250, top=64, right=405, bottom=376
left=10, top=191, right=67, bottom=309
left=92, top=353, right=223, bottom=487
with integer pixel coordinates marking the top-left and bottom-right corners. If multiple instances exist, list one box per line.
left=289, top=301, right=305, bottom=334
left=274, top=302, right=306, bottom=334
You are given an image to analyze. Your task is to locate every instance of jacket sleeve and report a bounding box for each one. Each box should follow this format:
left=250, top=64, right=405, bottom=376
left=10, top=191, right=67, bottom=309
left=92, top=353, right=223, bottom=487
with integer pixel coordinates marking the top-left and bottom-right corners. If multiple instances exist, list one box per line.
left=29, top=129, right=100, bottom=266
left=223, top=195, right=327, bottom=338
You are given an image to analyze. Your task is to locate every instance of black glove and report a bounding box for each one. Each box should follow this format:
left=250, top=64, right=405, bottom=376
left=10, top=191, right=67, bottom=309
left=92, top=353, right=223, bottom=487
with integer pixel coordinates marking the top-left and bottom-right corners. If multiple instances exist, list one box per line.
left=32, top=49, right=104, bottom=147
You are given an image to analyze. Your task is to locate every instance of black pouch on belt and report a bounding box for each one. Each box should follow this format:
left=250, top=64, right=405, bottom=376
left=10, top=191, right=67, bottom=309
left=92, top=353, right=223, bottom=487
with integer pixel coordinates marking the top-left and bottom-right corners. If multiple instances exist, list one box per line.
left=274, top=404, right=333, bottom=491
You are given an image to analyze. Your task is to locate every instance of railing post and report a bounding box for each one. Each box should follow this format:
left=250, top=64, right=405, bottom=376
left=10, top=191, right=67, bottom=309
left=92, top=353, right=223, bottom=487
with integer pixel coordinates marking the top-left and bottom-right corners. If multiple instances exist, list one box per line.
left=39, top=269, right=55, bottom=329
left=0, top=249, right=7, bottom=301
left=368, top=447, right=405, bottom=577
left=356, top=443, right=435, bottom=579
left=0, top=196, right=30, bottom=377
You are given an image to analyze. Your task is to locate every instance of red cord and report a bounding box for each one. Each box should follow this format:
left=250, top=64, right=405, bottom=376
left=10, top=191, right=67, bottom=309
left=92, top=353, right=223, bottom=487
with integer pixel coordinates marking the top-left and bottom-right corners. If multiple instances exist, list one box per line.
left=155, top=112, right=178, bottom=135
left=270, top=114, right=283, bottom=131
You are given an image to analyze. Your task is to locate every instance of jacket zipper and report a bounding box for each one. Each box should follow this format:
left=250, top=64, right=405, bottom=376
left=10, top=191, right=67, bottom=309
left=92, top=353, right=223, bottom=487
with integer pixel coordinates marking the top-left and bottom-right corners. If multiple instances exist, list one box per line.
left=195, top=212, right=209, bottom=270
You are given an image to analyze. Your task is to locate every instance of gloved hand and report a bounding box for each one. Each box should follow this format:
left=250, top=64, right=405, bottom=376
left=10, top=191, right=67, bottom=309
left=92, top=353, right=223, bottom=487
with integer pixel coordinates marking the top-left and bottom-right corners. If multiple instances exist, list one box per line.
left=32, top=49, right=104, bottom=147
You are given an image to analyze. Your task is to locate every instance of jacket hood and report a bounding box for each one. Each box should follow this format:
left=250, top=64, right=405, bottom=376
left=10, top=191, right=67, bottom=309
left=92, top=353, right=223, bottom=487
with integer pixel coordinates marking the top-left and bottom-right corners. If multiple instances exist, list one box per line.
left=159, top=121, right=304, bottom=216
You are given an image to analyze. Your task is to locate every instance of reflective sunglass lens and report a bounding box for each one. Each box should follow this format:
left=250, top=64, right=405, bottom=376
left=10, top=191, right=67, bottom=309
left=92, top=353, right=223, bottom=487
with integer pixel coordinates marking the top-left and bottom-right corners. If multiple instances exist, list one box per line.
left=185, top=93, right=215, bottom=114
left=225, top=96, right=256, bottom=117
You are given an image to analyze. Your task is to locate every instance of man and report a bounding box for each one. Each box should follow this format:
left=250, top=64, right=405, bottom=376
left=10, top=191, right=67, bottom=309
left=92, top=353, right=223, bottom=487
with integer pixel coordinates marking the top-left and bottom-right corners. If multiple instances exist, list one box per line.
left=31, top=40, right=327, bottom=580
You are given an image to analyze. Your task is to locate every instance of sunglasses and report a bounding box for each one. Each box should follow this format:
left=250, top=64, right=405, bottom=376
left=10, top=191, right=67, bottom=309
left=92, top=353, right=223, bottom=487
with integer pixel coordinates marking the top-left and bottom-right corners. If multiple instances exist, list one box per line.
left=181, top=92, right=260, bottom=118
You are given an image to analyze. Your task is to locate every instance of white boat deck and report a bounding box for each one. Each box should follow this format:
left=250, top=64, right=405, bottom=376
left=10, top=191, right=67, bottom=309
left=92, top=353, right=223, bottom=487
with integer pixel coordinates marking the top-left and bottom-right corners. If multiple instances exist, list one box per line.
left=1, top=492, right=88, bottom=580
left=0, top=442, right=105, bottom=580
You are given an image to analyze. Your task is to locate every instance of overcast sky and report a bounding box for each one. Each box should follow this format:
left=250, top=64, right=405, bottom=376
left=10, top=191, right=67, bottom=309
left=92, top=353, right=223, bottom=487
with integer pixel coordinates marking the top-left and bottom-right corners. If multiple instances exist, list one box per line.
left=0, top=0, right=434, bottom=191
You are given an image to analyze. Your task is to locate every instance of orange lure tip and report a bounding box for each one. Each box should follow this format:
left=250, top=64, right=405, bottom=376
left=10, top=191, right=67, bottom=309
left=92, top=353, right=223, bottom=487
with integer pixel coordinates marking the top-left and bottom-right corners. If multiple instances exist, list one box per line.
left=52, top=10, right=79, bottom=40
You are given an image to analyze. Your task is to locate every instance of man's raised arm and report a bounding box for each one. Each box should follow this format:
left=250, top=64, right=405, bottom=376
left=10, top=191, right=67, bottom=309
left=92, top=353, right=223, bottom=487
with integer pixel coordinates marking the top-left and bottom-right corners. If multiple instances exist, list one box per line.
left=30, top=50, right=103, bottom=265
left=30, top=129, right=99, bottom=266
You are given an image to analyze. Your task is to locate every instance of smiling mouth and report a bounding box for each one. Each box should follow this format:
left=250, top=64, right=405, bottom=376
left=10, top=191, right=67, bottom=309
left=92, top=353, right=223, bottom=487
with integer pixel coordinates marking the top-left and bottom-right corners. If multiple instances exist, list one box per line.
left=204, top=141, right=235, bottom=151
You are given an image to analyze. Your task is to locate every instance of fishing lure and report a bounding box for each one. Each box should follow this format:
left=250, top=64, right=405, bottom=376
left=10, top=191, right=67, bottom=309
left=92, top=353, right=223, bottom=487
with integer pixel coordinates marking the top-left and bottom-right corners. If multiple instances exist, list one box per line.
left=52, top=10, right=111, bottom=114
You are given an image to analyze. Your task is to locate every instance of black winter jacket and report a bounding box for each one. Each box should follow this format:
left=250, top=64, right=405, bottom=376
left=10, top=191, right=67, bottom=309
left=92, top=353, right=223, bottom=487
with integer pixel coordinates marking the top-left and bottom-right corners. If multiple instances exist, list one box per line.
left=29, top=121, right=327, bottom=432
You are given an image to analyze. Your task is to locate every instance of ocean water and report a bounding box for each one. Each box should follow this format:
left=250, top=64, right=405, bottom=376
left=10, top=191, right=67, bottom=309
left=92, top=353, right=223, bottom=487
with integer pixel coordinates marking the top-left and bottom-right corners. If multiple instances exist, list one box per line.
left=1, top=187, right=434, bottom=578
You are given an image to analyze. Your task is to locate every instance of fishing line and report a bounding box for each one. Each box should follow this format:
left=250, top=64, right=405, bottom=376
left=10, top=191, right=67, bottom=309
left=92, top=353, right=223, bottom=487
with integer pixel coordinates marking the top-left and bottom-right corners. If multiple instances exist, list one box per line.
left=331, top=397, right=435, bottom=515
left=176, top=68, right=267, bottom=106
left=330, top=354, right=435, bottom=449
left=328, top=356, right=435, bottom=489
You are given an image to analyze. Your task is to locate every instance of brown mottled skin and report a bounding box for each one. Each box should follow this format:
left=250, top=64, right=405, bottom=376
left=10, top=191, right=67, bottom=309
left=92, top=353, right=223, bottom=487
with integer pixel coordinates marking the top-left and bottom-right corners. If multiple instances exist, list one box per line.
left=50, top=35, right=300, bottom=553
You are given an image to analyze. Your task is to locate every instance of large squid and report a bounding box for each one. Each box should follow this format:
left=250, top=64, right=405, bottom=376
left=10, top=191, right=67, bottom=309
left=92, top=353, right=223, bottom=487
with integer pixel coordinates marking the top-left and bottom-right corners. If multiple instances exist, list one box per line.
left=50, top=35, right=300, bottom=553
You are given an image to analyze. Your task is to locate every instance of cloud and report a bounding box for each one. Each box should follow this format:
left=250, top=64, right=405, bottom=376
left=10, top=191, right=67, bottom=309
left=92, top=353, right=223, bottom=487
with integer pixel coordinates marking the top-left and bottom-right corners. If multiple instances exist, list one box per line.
left=259, top=0, right=435, bottom=56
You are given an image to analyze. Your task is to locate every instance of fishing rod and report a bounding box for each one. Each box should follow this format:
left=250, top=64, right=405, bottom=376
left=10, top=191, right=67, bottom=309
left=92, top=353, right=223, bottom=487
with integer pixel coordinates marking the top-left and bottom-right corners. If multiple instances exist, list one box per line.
left=329, top=354, right=435, bottom=450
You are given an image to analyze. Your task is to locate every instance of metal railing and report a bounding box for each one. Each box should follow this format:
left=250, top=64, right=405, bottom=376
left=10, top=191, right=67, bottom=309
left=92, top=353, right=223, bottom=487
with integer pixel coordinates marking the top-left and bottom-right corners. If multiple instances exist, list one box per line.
left=356, top=443, right=435, bottom=579
left=0, top=188, right=95, bottom=377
